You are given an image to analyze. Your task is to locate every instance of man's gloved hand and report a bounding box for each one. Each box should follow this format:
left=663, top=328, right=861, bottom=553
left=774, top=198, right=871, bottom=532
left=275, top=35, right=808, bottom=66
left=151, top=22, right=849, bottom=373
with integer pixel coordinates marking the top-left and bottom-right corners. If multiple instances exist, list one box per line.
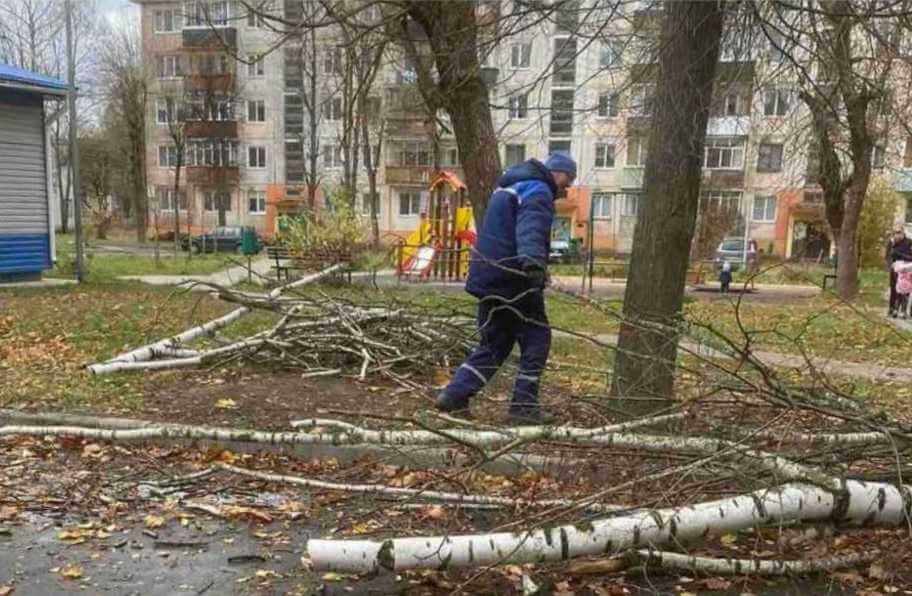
left=523, top=265, right=547, bottom=289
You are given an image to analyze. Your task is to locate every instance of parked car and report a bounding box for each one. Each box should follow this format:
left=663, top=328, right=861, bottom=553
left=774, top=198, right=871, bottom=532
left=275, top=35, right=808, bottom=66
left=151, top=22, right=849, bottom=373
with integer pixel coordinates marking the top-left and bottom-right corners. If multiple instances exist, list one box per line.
left=182, top=226, right=262, bottom=254
left=713, top=237, right=749, bottom=271
left=549, top=238, right=581, bottom=264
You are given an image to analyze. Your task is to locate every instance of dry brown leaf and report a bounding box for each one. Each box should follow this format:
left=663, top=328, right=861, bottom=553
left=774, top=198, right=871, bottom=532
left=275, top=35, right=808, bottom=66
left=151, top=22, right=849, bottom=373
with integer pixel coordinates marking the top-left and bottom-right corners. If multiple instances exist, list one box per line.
left=702, top=577, right=732, bottom=590
left=0, top=585, right=14, bottom=596
left=566, top=557, right=628, bottom=575
left=0, top=506, right=18, bottom=522
left=59, top=564, right=83, bottom=580
left=869, top=563, right=890, bottom=580
left=223, top=506, right=273, bottom=524
left=215, top=398, right=237, bottom=409
left=144, top=514, right=165, bottom=529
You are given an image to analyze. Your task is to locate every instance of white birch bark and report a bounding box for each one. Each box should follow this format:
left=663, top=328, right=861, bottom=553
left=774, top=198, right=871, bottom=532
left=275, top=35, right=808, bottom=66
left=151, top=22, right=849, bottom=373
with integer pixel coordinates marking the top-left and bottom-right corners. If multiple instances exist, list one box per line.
left=307, top=480, right=912, bottom=573
left=87, top=264, right=344, bottom=375
left=86, top=339, right=266, bottom=375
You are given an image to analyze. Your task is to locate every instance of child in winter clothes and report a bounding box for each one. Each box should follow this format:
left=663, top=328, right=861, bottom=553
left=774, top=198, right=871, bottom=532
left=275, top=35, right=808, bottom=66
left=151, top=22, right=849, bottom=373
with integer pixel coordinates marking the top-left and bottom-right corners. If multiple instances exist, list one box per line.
left=719, top=260, right=732, bottom=294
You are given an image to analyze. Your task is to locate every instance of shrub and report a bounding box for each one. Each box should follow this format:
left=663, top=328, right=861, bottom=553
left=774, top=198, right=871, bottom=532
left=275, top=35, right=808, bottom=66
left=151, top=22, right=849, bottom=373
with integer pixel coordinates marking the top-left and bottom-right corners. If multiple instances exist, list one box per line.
left=859, top=176, right=899, bottom=268
left=277, top=187, right=369, bottom=256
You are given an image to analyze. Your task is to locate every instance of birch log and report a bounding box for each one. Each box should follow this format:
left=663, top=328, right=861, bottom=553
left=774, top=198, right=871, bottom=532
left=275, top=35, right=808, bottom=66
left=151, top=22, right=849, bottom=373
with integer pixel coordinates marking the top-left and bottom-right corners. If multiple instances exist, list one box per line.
left=87, top=264, right=344, bottom=375
left=86, top=339, right=267, bottom=375
left=636, top=549, right=876, bottom=576
left=307, top=480, right=912, bottom=573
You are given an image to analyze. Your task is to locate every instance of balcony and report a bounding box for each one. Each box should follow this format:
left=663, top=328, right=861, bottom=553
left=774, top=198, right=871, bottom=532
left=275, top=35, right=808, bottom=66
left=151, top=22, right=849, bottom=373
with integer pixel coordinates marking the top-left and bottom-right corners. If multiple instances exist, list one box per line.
left=895, top=169, right=912, bottom=193
left=619, top=167, right=644, bottom=189
left=183, top=73, right=235, bottom=94
left=182, top=27, right=237, bottom=51
left=706, top=116, right=751, bottom=136
left=385, top=166, right=433, bottom=186
left=185, top=165, right=239, bottom=186
left=702, top=169, right=745, bottom=189
left=183, top=120, right=238, bottom=139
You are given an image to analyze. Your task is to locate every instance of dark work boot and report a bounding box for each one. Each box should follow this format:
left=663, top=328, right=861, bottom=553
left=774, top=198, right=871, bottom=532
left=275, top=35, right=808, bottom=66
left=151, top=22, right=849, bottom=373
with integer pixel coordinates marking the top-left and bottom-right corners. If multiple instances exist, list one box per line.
left=435, top=391, right=471, bottom=418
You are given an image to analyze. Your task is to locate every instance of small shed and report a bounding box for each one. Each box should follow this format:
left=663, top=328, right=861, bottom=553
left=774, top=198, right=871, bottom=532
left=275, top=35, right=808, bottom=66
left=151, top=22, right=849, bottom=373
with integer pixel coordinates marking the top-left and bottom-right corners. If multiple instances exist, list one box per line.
left=0, top=64, right=67, bottom=282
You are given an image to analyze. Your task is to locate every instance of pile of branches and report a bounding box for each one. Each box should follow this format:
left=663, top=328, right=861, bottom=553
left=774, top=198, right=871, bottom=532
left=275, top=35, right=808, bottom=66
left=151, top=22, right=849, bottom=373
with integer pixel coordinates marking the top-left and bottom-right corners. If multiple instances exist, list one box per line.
left=88, top=264, right=475, bottom=388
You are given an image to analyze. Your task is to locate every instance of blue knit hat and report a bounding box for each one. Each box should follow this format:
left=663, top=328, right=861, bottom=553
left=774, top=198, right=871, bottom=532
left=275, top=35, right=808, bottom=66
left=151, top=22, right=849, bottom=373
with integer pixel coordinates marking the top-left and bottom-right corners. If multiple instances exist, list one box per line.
left=545, top=152, right=577, bottom=179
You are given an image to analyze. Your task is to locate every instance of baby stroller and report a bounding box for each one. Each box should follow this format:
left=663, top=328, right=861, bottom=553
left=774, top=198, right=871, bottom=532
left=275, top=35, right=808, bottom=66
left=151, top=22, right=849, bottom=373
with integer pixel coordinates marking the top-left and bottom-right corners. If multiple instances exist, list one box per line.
left=893, top=261, right=912, bottom=317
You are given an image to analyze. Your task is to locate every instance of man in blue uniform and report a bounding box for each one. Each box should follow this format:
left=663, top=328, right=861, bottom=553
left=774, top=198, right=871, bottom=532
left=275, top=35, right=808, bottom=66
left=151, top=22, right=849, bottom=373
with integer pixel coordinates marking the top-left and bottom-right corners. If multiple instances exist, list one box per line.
left=436, top=153, right=577, bottom=424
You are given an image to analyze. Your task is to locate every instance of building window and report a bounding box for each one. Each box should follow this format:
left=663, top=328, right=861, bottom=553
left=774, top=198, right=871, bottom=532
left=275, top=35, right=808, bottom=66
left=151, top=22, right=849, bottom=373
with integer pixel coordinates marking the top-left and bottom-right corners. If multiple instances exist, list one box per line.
left=763, top=88, right=791, bottom=117
left=158, top=145, right=178, bottom=167
left=157, top=187, right=188, bottom=211
left=756, top=143, right=783, bottom=172
left=630, top=85, right=655, bottom=116
left=322, top=97, right=343, bottom=121
left=550, top=89, right=574, bottom=135
left=361, top=192, right=379, bottom=216
left=510, top=42, right=531, bottom=69
left=554, top=0, right=579, bottom=34
left=505, top=144, right=526, bottom=167
left=324, top=47, right=343, bottom=74
left=599, top=40, right=621, bottom=68
left=247, top=146, right=266, bottom=168
left=548, top=140, right=571, bottom=156
left=701, top=190, right=742, bottom=212
left=626, top=137, right=647, bottom=167
left=186, top=140, right=238, bottom=167
left=723, top=92, right=744, bottom=116
left=440, top=147, right=459, bottom=167
left=248, top=190, right=266, bottom=214
left=398, top=191, right=421, bottom=216
left=594, top=142, right=615, bottom=168
left=597, top=92, right=619, bottom=118
left=195, top=53, right=229, bottom=75
left=703, top=137, right=745, bottom=170
left=185, top=98, right=233, bottom=122
left=203, top=191, right=232, bottom=212
left=621, top=193, right=641, bottom=217
left=157, top=55, right=182, bottom=78
left=872, top=144, right=886, bottom=170
left=323, top=144, right=343, bottom=169
left=508, top=94, right=528, bottom=119
left=154, top=8, right=179, bottom=32
left=753, top=195, right=776, bottom=222
left=183, top=1, right=231, bottom=27
left=247, top=54, right=265, bottom=77
left=247, top=99, right=266, bottom=122
left=592, top=192, right=613, bottom=219
left=391, top=141, right=431, bottom=166
left=156, top=98, right=176, bottom=124
left=553, top=38, right=577, bottom=86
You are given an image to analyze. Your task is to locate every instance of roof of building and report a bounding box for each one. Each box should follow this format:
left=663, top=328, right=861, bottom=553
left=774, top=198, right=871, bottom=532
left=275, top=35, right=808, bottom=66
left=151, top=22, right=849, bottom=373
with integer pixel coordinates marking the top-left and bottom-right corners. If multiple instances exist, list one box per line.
left=0, top=63, right=68, bottom=95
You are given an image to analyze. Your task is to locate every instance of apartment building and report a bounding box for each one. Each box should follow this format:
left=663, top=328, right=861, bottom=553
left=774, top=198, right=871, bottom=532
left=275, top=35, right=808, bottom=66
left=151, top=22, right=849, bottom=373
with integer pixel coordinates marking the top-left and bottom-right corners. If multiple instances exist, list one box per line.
left=136, top=1, right=912, bottom=257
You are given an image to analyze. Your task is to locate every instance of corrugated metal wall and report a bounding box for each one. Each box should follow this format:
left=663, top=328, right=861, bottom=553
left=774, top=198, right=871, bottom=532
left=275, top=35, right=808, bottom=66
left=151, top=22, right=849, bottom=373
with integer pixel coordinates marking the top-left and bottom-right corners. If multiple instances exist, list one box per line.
left=0, top=89, right=51, bottom=275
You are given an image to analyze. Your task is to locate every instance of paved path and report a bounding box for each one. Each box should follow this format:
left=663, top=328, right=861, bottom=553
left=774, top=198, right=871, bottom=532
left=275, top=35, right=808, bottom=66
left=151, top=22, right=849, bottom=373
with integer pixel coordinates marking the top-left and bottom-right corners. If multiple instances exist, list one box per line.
left=118, top=257, right=273, bottom=288
left=576, top=332, right=912, bottom=384
left=0, top=278, right=77, bottom=289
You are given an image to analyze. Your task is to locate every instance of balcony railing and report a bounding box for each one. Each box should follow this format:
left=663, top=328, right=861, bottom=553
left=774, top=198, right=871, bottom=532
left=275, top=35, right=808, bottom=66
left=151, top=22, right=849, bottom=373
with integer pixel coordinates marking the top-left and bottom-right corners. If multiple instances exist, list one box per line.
left=183, top=120, right=238, bottom=138
left=182, top=27, right=237, bottom=50
left=385, top=166, right=433, bottom=186
left=702, top=169, right=745, bottom=189
left=185, top=165, right=239, bottom=186
left=183, top=73, right=235, bottom=93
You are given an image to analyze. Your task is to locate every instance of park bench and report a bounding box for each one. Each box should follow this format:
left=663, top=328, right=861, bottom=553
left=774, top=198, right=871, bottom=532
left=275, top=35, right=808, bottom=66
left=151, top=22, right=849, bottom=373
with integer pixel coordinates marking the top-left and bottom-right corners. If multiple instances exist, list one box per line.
left=266, top=246, right=353, bottom=283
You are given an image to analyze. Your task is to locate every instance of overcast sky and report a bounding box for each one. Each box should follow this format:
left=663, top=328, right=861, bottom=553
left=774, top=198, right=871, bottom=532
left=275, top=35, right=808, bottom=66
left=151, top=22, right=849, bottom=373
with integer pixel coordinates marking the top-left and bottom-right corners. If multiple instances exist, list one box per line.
left=97, top=0, right=139, bottom=26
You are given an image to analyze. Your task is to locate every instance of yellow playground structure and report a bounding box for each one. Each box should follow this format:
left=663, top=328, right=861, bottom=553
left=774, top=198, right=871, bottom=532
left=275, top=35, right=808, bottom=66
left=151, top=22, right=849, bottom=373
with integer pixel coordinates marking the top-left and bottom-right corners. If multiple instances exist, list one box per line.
left=396, top=171, right=476, bottom=282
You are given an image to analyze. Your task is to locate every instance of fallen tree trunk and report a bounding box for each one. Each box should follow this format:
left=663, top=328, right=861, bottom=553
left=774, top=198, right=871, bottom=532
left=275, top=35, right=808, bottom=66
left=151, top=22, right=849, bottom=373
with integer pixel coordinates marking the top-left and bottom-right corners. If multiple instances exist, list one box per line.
left=87, top=264, right=344, bottom=375
left=636, top=549, right=876, bottom=576
left=306, top=480, right=911, bottom=573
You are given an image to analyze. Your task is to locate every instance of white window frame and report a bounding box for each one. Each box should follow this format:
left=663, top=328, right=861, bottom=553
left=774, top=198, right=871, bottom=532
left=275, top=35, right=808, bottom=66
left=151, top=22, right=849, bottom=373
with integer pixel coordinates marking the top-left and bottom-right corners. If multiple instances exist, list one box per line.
left=323, top=96, right=343, bottom=121
left=752, top=195, right=776, bottom=222
left=626, top=137, right=647, bottom=167
left=621, top=193, right=641, bottom=217
left=156, top=98, right=175, bottom=125
left=763, top=88, right=791, bottom=117
left=247, top=145, right=267, bottom=168
left=703, top=137, right=745, bottom=170
left=701, top=190, right=743, bottom=212
left=510, top=42, right=532, bottom=69
left=594, top=142, right=616, bottom=169
left=398, top=191, right=421, bottom=217
left=248, top=190, right=267, bottom=214
left=203, top=190, right=232, bottom=213
left=597, top=92, right=619, bottom=118
left=508, top=94, right=528, bottom=119
left=757, top=143, right=784, bottom=172
left=391, top=141, right=431, bottom=167
left=158, top=145, right=178, bottom=167
left=183, top=1, right=231, bottom=28
left=247, top=99, right=266, bottom=122
left=599, top=40, right=621, bottom=68
left=247, top=54, right=265, bottom=77
left=157, top=55, right=182, bottom=79
left=504, top=143, right=526, bottom=166
left=154, top=8, right=179, bottom=33
left=323, top=144, right=343, bottom=169
left=324, top=47, right=343, bottom=74
left=592, top=192, right=613, bottom=219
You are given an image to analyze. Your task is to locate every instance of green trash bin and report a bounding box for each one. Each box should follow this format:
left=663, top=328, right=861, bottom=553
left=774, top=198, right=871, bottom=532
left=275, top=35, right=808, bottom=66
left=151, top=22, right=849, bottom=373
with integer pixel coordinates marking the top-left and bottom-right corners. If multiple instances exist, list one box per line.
left=241, top=227, right=260, bottom=255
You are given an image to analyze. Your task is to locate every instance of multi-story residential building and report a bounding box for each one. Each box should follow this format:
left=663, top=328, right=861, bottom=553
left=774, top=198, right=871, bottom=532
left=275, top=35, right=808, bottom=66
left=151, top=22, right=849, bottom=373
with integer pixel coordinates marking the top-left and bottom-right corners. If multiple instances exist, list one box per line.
left=135, top=0, right=912, bottom=259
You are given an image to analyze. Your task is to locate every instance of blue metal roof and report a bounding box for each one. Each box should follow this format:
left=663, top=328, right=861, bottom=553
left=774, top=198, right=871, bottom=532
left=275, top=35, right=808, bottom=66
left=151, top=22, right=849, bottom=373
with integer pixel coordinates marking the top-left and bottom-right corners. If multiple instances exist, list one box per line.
left=0, top=63, right=68, bottom=94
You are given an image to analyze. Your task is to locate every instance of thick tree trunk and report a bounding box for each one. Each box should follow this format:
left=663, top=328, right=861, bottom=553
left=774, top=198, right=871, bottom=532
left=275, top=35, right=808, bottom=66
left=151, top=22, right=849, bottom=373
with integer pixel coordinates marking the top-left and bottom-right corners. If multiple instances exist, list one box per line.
left=836, top=184, right=865, bottom=298
left=611, top=2, right=725, bottom=407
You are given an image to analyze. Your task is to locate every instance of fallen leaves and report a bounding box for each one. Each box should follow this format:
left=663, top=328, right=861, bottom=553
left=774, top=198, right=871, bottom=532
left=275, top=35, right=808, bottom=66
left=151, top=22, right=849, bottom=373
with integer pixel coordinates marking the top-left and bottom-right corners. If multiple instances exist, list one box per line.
left=143, top=514, right=166, bottom=529
left=58, top=564, right=83, bottom=580
left=215, top=398, right=237, bottom=410
left=0, top=506, right=18, bottom=522
left=0, top=585, right=13, bottom=596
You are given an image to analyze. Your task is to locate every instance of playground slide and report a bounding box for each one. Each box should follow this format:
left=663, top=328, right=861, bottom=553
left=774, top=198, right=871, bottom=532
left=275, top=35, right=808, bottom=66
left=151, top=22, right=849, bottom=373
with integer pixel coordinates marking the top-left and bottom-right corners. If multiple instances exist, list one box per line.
left=399, top=206, right=476, bottom=277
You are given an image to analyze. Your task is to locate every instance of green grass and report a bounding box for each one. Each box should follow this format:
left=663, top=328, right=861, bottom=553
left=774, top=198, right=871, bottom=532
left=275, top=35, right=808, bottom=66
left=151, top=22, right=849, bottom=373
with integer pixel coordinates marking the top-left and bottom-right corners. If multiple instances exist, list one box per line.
left=50, top=234, right=238, bottom=281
